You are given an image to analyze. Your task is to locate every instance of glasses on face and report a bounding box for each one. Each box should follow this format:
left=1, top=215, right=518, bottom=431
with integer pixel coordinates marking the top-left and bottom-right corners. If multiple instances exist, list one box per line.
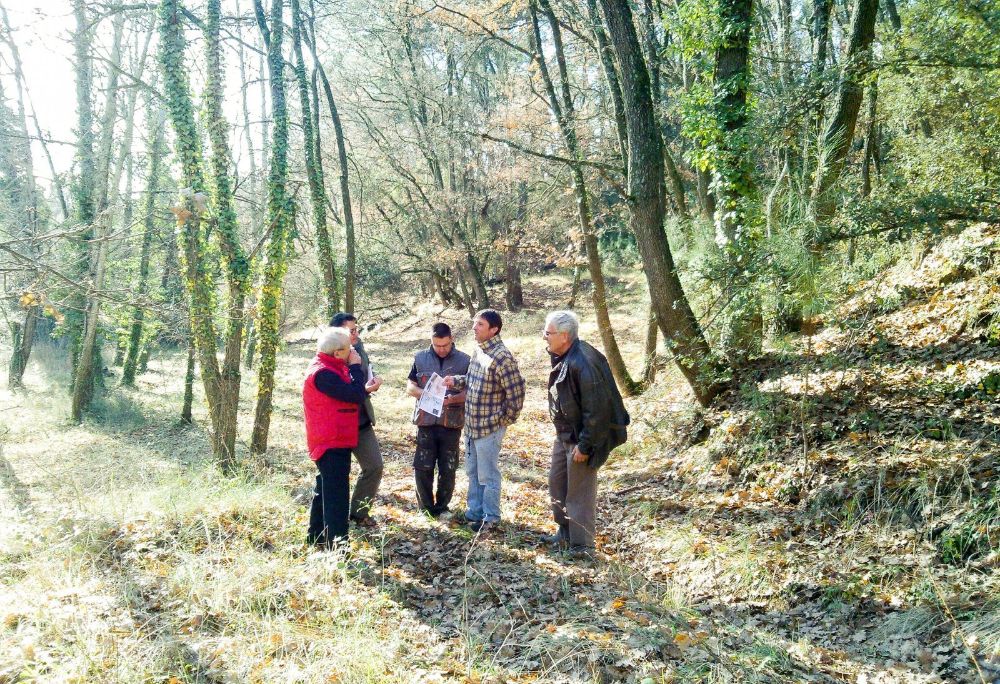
left=543, top=329, right=561, bottom=337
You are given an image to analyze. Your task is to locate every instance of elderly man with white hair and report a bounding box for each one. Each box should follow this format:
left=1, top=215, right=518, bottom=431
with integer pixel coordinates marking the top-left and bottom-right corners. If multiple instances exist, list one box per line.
left=302, top=327, right=379, bottom=549
left=542, top=310, right=630, bottom=558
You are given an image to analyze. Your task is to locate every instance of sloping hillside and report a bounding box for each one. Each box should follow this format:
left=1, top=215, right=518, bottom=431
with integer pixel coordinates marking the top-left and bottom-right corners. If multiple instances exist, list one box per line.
left=0, top=225, right=997, bottom=683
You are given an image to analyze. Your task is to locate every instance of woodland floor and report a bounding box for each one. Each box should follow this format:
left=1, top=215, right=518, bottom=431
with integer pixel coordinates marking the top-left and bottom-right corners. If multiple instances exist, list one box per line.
left=1, top=225, right=999, bottom=683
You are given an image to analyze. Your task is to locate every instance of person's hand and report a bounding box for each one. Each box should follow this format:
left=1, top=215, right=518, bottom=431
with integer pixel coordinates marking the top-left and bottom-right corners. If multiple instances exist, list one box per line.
left=442, top=376, right=455, bottom=388
left=365, top=376, right=383, bottom=393
left=348, top=348, right=362, bottom=365
left=572, top=446, right=588, bottom=464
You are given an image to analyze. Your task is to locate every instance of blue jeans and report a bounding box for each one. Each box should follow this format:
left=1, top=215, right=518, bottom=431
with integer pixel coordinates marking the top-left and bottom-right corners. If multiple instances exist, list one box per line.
left=465, top=427, right=507, bottom=523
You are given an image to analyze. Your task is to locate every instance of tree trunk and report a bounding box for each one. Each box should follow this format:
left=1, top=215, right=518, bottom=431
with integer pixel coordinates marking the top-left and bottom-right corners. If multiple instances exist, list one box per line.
left=293, top=0, right=340, bottom=318
left=251, top=0, right=293, bottom=455
left=810, top=0, right=878, bottom=233
left=68, top=0, right=98, bottom=395
left=712, top=0, right=755, bottom=246
left=597, top=0, right=723, bottom=405
left=585, top=0, right=628, bottom=167
left=123, top=95, right=166, bottom=387
left=205, top=0, right=251, bottom=468
left=7, top=307, right=39, bottom=389
left=531, top=0, right=640, bottom=394
left=308, top=0, right=356, bottom=312
left=159, top=0, right=226, bottom=452
left=852, top=82, right=878, bottom=265
left=641, top=306, right=658, bottom=386
left=71, top=220, right=109, bottom=421
left=182, top=336, right=195, bottom=423
left=505, top=182, right=527, bottom=311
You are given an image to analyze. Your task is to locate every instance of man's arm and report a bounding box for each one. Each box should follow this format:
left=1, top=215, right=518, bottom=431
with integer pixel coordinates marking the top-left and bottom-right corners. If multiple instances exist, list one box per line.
left=406, top=362, right=421, bottom=398
left=497, top=356, right=526, bottom=424
left=406, top=379, right=422, bottom=399
left=315, top=366, right=368, bottom=404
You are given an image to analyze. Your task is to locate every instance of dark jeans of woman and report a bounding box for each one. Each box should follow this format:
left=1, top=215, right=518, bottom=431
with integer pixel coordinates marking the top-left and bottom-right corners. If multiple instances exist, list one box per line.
left=307, top=447, right=352, bottom=548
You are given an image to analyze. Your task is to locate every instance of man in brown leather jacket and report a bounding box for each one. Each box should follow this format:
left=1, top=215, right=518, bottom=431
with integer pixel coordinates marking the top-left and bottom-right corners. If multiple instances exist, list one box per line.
left=543, top=311, right=629, bottom=556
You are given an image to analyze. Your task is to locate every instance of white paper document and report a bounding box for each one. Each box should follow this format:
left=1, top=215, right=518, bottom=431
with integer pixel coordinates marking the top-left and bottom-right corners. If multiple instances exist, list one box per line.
left=417, top=372, right=447, bottom=417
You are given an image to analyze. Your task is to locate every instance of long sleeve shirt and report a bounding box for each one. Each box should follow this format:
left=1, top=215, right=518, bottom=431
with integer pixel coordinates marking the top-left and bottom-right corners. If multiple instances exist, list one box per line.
left=452, top=335, right=525, bottom=439
left=315, top=363, right=368, bottom=404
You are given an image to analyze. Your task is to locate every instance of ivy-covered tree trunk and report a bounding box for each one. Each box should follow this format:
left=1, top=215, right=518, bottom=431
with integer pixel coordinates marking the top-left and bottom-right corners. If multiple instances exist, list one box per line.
left=597, top=0, right=723, bottom=406
left=251, top=0, right=293, bottom=455
left=713, top=0, right=755, bottom=246
left=713, top=0, right=762, bottom=362
left=159, top=0, right=226, bottom=453
left=123, top=95, right=166, bottom=386
left=530, top=0, right=640, bottom=395
left=292, top=0, right=340, bottom=318
left=205, top=0, right=251, bottom=465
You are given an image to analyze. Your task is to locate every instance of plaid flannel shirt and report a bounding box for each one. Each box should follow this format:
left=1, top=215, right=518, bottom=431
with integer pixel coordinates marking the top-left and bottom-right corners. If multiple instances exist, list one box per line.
left=454, top=335, right=526, bottom=439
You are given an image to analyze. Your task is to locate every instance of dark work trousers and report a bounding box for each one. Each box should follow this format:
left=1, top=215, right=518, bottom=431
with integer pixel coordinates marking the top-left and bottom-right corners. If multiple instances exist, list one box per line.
left=549, top=437, right=599, bottom=549
left=307, top=447, right=352, bottom=547
left=414, top=425, right=461, bottom=515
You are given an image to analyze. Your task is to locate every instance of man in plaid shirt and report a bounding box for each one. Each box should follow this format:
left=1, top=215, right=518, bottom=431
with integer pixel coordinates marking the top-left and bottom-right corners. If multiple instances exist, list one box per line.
left=444, top=309, right=526, bottom=533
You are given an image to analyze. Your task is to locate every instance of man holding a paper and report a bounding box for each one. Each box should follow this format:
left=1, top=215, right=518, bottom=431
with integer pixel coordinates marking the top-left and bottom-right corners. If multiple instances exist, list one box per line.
left=406, top=323, right=471, bottom=517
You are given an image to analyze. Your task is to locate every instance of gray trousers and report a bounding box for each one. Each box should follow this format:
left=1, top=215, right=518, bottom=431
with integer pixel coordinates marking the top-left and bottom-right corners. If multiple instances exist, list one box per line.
left=350, top=426, right=383, bottom=519
left=549, top=437, right=599, bottom=549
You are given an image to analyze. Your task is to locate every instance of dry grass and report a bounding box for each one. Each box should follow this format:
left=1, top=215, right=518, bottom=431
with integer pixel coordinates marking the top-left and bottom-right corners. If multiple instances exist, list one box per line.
left=2, top=255, right=998, bottom=682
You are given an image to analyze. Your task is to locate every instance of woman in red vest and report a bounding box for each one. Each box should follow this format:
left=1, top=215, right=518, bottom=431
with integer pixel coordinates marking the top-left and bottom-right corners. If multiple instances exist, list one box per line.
left=303, top=327, right=371, bottom=548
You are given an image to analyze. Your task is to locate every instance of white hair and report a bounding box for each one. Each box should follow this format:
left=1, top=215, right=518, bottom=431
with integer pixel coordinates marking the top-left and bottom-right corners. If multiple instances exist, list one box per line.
left=545, top=310, right=579, bottom=340
left=317, top=327, right=352, bottom=355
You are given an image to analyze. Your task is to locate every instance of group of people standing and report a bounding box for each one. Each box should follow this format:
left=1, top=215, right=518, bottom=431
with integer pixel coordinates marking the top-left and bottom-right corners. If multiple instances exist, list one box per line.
left=301, top=308, right=630, bottom=559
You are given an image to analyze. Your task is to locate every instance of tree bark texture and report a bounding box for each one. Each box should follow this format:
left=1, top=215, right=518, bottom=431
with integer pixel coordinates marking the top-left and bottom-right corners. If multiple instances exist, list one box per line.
left=810, top=0, right=878, bottom=233
left=159, top=0, right=226, bottom=454
left=204, top=0, right=252, bottom=467
left=531, top=0, right=639, bottom=395
left=293, top=0, right=340, bottom=318
left=68, top=0, right=98, bottom=397
left=712, top=0, right=755, bottom=246
left=596, top=0, right=723, bottom=405
left=307, top=0, right=355, bottom=312
left=123, top=95, right=167, bottom=387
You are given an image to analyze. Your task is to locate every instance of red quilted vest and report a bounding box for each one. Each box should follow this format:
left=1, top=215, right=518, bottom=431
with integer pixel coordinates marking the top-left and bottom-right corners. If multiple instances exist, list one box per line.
left=302, top=353, right=360, bottom=459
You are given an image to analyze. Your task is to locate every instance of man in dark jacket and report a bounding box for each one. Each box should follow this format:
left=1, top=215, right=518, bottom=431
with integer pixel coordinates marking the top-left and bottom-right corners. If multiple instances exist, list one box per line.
left=330, top=312, right=383, bottom=527
left=406, top=323, right=471, bottom=517
left=543, top=310, right=629, bottom=554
